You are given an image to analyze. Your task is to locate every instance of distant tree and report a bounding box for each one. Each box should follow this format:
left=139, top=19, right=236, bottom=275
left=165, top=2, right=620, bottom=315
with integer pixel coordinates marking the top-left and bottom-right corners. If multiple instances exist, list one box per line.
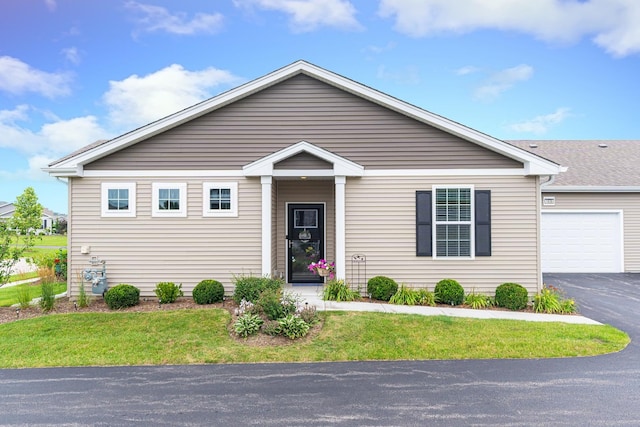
left=10, top=187, right=43, bottom=241
left=0, top=187, right=43, bottom=286
left=55, top=218, right=67, bottom=235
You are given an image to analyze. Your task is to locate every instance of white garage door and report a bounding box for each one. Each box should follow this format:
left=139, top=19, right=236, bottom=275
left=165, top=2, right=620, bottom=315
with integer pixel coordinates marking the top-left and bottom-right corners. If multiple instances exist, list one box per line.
left=541, top=212, right=623, bottom=273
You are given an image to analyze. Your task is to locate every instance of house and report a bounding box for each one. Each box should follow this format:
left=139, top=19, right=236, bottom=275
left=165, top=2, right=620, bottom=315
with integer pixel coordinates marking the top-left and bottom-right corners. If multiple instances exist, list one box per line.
left=0, top=201, right=56, bottom=235
left=44, top=61, right=561, bottom=297
left=510, top=140, right=640, bottom=273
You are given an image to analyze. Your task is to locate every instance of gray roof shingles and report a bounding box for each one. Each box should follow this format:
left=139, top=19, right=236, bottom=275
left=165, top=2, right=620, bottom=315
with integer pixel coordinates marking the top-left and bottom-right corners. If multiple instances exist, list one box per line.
left=508, top=140, right=640, bottom=187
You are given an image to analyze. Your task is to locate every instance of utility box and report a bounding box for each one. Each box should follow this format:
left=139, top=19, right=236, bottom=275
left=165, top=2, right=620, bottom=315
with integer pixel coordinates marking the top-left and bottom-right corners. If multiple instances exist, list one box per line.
left=83, top=260, right=108, bottom=296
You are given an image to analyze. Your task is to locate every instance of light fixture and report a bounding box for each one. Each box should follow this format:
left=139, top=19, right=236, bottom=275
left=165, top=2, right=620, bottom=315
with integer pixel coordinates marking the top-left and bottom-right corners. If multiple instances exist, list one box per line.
left=300, top=176, right=307, bottom=180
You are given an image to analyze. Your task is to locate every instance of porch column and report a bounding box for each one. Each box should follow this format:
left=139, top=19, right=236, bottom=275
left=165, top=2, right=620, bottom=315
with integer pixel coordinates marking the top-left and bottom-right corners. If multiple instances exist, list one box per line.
left=335, top=176, right=346, bottom=280
left=261, top=176, right=272, bottom=276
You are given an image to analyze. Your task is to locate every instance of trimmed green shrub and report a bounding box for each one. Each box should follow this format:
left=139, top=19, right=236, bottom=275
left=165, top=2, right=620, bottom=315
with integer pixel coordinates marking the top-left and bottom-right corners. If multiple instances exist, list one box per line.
left=232, top=275, right=284, bottom=304
left=154, top=282, right=183, bottom=304
left=367, top=276, right=399, bottom=301
left=495, top=282, right=528, bottom=310
left=192, top=279, right=225, bottom=304
left=104, top=284, right=140, bottom=310
left=434, top=279, right=464, bottom=305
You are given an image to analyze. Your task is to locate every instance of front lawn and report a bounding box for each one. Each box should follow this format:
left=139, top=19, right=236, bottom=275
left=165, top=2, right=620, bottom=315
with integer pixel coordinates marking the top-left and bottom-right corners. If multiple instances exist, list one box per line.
left=0, top=282, right=67, bottom=307
left=0, top=309, right=629, bottom=368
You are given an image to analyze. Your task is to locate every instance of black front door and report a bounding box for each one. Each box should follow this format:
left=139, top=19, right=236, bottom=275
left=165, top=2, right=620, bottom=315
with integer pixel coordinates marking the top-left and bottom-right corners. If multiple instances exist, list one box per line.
left=287, top=203, right=324, bottom=284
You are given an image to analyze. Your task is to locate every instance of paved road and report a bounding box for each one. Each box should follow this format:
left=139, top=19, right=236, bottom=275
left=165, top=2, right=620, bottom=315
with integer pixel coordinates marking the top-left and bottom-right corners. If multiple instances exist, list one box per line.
left=0, top=273, right=638, bottom=426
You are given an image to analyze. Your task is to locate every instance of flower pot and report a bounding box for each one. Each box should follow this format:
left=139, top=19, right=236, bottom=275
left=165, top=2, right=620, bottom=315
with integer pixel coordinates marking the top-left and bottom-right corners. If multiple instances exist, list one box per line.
left=316, top=268, right=329, bottom=277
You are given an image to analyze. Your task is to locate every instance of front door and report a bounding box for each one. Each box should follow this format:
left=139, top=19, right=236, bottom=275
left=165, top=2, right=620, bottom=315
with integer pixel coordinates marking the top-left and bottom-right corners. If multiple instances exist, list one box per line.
left=287, top=203, right=324, bottom=284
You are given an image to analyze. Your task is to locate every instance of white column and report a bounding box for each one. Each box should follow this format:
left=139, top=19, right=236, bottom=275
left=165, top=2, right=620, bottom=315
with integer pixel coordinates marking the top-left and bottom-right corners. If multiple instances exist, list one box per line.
left=261, top=176, right=272, bottom=277
left=335, top=176, right=346, bottom=280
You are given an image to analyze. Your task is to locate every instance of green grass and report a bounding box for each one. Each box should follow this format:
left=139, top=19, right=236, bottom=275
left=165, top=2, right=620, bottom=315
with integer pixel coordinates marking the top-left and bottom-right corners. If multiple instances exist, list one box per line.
left=0, top=282, right=67, bottom=307
left=0, top=310, right=629, bottom=368
left=10, top=234, right=67, bottom=247
left=6, top=271, right=39, bottom=283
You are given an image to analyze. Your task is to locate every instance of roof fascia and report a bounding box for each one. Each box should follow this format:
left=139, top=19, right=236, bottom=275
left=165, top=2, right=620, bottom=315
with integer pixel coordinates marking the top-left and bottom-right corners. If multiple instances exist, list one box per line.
left=542, top=186, right=640, bottom=193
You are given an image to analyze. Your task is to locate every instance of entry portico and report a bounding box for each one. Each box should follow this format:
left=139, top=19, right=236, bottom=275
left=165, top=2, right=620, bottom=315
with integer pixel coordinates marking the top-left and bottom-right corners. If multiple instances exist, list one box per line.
left=243, top=141, right=365, bottom=281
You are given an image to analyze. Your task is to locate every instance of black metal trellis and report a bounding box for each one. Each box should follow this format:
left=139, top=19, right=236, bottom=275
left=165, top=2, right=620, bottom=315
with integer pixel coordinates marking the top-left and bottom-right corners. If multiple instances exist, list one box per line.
left=350, top=254, right=366, bottom=295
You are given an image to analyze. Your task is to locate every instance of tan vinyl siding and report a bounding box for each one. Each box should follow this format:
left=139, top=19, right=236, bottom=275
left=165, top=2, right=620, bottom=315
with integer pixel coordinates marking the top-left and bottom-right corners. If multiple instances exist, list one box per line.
left=275, top=180, right=335, bottom=277
left=68, top=176, right=262, bottom=296
left=542, top=192, right=640, bottom=272
left=275, top=152, right=332, bottom=169
left=85, top=75, right=522, bottom=171
left=344, top=175, right=540, bottom=294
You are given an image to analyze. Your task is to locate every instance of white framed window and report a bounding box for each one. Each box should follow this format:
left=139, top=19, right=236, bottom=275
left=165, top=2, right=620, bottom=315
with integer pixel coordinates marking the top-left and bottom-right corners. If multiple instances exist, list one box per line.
left=203, top=182, right=238, bottom=217
left=101, top=183, right=136, bottom=218
left=152, top=183, right=187, bottom=217
left=434, top=186, right=474, bottom=258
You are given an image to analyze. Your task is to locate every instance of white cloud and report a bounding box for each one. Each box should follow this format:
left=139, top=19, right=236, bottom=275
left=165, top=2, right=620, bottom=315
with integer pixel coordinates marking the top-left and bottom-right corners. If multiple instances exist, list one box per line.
left=125, top=1, right=224, bottom=35
left=44, top=0, right=56, bottom=12
left=103, top=64, right=241, bottom=130
left=0, top=56, right=72, bottom=98
left=234, top=0, right=362, bottom=32
left=0, top=106, right=108, bottom=157
left=378, top=0, right=640, bottom=57
left=364, top=41, right=397, bottom=55
left=455, top=65, right=480, bottom=76
left=61, top=47, right=81, bottom=65
left=376, top=64, right=421, bottom=84
left=474, top=64, right=533, bottom=101
left=509, top=107, right=572, bottom=134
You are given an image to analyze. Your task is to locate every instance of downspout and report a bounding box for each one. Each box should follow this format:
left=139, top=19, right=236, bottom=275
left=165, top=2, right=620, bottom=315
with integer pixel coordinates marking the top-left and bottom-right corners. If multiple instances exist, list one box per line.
left=55, top=177, right=70, bottom=297
left=536, top=167, right=566, bottom=292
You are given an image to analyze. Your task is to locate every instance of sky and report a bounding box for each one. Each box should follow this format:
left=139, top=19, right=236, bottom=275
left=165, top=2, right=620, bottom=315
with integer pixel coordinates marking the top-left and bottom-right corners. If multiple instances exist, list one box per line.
left=1, top=0, right=639, bottom=214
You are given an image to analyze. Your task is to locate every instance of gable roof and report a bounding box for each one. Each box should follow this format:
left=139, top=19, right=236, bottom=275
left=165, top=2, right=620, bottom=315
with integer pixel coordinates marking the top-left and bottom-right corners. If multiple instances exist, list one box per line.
left=44, top=60, right=560, bottom=177
left=509, top=140, right=640, bottom=190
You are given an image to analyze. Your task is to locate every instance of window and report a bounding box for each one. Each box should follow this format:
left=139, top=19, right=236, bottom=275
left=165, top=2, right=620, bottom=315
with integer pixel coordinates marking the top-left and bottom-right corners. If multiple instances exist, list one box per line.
left=101, top=183, right=136, bottom=217
left=416, top=188, right=491, bottom=258
left=152, top=183, right=187, bottom=217
left=435, top=187, right=472, bottom=257
left=203, top=182, right=238, bottom=217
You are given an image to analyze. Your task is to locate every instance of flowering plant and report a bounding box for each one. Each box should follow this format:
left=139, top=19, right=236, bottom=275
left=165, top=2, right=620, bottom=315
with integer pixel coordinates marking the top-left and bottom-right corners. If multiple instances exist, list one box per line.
left=308, top=259, right=335, bottom=279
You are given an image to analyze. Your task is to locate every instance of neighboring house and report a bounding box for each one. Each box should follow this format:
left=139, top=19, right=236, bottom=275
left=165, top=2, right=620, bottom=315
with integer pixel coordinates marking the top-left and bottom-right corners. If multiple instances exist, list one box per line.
left=0, top=201, right=54, bottom=235
left=510, top=140, right=640, bottom=273
left=45, top=61, right=561, bottom=297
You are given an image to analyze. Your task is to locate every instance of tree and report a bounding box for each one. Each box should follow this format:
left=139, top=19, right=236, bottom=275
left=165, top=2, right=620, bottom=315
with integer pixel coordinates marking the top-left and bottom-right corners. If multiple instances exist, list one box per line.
left=0, top=187, right=43, bottom=286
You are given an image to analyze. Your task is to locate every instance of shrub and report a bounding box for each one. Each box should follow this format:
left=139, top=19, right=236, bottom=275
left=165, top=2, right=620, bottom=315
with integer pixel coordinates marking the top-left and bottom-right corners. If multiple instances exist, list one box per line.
left=533, top=284, right=576, bottom=314
left=16, top=285, right=32, bottom=309
left=261, top=320, right=281, bottom=336
left=495, top=282, right=528, bottom=310
left=434, top=279, right=464, bottom=305
left=255, top=288, right=285, bottom=320
left=465, top=291, right=494, bottom=309
left=323, top=279, right=360, bottom=301
left=298, top=304, right=318, bottom=325
left=39, top=281, right=55, bottom=312
left=234, top=313, right=263, bottom=338
left=415, top=289, right=436, bottom=306
left=104, top=284, right=140, bottom=310
left=367, top=276, right=399, bottom=301
left=192, top=279, right=224, bottom=304
left=154, top=282, right=183, bottom=304
left=232, top=274, right=283, bottom=304
left=389, top=284, right=419, bottom=305
left=278, top=314, right=310, bottom=339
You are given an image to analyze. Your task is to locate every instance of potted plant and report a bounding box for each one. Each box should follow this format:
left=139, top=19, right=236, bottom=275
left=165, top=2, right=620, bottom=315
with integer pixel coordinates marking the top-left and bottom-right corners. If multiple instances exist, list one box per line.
left=308, top=259, right=335, bottom=279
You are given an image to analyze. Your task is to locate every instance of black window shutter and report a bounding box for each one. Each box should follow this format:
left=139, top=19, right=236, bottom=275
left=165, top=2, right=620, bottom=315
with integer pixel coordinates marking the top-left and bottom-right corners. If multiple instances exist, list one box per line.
left=475, top=190, right=491, bottom=256
left=416, top=191, right=432, bottom=256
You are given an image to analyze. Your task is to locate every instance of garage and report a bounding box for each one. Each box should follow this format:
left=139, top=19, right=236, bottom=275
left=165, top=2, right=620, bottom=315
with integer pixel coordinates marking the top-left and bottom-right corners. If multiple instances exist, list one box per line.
left=541, top=211, right=623, bottom=273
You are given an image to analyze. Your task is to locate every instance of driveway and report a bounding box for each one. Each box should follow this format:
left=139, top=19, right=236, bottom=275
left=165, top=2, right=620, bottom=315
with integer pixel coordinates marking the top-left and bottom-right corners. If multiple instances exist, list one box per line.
left=0, top=274, right=638, bottom=426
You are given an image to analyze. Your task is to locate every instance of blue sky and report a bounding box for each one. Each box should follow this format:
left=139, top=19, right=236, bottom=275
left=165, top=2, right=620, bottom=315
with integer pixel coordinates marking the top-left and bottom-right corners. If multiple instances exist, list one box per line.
left=1, top=0, right=639, bottom=214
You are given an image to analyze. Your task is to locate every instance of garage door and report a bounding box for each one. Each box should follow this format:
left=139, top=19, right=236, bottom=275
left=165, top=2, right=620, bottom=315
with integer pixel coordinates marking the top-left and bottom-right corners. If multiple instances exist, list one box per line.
left=541, top=212, right=623, bottom=273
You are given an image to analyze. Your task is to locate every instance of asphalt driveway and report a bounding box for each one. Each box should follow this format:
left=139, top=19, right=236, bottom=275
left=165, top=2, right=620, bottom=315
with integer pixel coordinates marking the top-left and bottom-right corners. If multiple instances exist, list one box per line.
left=0, top=274, right=638, bottom=426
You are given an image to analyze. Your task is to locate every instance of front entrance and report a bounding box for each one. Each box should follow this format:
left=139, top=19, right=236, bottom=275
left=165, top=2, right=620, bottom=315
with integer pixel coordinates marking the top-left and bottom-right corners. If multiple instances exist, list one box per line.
left=287, top=203, right=325, bottom=284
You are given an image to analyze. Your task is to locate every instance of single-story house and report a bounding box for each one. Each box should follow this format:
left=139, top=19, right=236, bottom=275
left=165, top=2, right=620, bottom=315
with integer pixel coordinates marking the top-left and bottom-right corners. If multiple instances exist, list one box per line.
left=510, top=140, right=640, bottom=273
left=45, top=60, right=563, bottom=297
left=0, top=201, right=56, bottom=235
